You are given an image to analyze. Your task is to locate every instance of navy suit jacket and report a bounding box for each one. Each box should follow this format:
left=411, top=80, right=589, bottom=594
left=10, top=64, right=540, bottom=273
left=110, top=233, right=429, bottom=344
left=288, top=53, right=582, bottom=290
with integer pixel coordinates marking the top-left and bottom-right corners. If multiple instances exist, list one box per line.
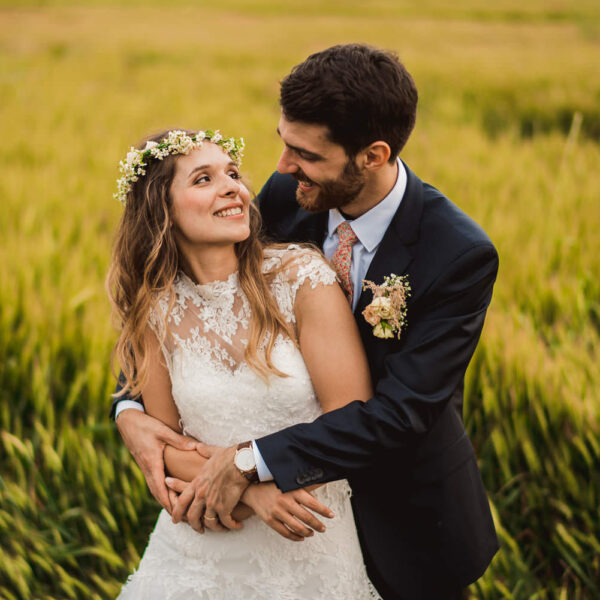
left=256, top=165, right=499, bottom=599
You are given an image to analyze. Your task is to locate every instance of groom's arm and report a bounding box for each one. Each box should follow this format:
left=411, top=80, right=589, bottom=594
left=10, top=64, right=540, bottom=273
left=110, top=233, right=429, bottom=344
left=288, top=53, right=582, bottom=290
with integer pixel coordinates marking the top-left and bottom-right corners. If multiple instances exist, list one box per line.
left=256, top=241, right=499, bottom=491
left=110, top=372, right=144, bottom=419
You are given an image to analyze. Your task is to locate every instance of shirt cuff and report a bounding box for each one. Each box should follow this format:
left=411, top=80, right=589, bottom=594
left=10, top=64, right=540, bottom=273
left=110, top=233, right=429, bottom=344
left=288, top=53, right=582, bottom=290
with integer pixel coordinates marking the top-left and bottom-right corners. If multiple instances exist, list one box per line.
left=114, top=400, right=145, bottom=420
left=252, top=441, right=274, bottom=482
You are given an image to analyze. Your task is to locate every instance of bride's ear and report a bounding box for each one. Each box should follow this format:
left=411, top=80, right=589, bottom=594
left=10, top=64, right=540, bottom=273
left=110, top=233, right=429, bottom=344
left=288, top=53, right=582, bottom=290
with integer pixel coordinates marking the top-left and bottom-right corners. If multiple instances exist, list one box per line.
left=360, top=141, right=391, bottom=172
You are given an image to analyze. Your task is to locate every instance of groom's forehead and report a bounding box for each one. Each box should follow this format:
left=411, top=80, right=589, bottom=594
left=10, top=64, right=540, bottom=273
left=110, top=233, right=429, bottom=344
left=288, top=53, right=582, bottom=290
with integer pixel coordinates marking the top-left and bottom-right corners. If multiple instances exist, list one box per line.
left=277, top=115, right=340, bottom=154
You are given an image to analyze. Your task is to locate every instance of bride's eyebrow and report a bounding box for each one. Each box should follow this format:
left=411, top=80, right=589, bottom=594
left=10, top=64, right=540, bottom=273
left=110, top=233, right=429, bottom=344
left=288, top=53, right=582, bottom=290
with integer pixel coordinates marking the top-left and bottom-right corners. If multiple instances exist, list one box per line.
left=188, top=164, right=211, bottom=178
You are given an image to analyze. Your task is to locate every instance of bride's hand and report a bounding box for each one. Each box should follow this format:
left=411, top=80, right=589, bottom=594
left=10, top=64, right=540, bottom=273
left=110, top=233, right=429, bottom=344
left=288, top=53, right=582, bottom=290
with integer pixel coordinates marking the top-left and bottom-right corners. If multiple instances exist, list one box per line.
left=242, top=483, right=334, bottom=542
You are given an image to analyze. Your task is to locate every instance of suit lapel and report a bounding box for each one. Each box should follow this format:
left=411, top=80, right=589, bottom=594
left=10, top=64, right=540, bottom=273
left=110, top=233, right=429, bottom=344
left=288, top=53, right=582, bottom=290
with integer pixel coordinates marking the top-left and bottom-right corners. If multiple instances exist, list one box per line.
left=353, top=163, right=424, bottom=317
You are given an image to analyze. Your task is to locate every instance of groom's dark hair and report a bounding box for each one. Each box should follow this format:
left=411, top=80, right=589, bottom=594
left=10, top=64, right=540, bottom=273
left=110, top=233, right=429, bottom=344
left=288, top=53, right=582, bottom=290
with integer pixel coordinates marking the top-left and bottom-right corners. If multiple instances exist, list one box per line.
left=280, top=43, right=418, bottom=162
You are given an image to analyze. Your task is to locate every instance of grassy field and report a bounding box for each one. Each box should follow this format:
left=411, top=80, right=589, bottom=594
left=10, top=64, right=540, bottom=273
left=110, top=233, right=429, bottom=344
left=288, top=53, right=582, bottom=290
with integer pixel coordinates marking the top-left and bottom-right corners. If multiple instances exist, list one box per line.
left=1, top=1, right=599, bottom=598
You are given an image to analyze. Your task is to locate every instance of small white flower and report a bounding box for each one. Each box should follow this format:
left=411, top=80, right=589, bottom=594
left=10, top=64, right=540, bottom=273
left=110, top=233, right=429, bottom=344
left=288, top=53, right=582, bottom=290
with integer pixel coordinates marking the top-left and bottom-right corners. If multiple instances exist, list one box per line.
left=125, top=150, right=139, bottom=165
left=144, top=140, right=159, bottom=151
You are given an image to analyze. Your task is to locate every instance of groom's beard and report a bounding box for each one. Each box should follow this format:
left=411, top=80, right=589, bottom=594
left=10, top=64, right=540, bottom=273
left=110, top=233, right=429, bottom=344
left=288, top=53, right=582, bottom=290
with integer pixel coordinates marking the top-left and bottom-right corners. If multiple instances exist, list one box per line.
left=294, top=159, right=366, bottom=213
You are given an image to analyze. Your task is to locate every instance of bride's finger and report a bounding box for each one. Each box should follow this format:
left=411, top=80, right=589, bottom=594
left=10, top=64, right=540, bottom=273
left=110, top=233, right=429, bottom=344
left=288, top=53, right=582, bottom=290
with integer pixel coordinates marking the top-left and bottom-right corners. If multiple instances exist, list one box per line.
left=171, top=484, right=197, bottom=524
left=187, top=493, right=206, bottom=534
left=165, top=476, right=187, bottom=494
left=203, top=513, right=227, bottom=533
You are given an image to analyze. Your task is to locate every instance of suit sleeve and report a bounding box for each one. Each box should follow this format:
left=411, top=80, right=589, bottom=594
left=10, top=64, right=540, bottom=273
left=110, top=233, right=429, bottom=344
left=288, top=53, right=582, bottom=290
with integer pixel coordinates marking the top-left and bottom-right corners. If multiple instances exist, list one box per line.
left=256, top=242, right=499, bottom=492
left=109, top=371, right=144, bottom=419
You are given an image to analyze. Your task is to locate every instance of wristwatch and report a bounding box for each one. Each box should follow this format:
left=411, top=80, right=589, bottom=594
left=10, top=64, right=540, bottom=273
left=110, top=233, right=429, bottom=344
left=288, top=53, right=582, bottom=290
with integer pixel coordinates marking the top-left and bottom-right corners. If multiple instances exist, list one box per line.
left=234, top=441, right=259, bottom=483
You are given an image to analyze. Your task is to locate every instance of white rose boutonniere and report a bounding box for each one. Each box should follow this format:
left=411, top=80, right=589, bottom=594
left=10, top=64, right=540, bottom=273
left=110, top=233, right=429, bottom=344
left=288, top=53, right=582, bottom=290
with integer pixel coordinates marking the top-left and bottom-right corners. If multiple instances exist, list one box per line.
left=362, top=274, right=411, bottom=340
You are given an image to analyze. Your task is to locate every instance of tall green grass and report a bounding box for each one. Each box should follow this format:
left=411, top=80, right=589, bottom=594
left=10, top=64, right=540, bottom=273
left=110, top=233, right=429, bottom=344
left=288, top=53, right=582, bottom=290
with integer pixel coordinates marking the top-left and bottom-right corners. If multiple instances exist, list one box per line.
left=1, top=2, right=599, bottom=598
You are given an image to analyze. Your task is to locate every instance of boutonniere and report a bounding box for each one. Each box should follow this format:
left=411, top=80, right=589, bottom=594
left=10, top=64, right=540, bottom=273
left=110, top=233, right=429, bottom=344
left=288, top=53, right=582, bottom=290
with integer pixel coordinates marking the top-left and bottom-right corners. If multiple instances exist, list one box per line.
left=362, top=274, right=411, bottom=339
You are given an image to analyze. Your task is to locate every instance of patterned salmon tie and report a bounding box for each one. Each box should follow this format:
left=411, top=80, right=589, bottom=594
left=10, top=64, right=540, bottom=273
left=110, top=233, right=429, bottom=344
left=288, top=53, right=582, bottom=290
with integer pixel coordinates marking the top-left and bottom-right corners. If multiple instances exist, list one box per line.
left=331, top=221, right=358, bottom=305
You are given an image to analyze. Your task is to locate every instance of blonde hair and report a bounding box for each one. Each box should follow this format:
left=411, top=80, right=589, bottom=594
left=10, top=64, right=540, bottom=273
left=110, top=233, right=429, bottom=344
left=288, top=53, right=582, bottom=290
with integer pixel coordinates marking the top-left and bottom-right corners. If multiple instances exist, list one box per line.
left=107, top=129, right=296, bottom=397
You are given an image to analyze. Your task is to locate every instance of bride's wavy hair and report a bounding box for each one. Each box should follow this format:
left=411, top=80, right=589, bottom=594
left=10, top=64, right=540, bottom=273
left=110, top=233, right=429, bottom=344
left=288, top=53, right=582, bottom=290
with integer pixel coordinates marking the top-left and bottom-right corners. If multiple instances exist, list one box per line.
left=107, top=129, right=296, bottom=398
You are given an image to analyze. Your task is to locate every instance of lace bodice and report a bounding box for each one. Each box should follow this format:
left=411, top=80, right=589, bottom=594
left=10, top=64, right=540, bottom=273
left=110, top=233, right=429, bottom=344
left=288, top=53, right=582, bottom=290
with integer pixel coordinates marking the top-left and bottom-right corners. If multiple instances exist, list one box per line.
left=150, top=245, right=338, bottom=445
left=119, top=246, right=379, bottom=600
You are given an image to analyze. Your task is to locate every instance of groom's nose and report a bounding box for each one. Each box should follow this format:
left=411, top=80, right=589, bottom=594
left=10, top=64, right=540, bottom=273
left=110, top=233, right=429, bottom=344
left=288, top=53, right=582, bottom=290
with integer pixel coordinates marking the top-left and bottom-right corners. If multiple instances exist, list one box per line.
left=276, top=147, right=297, bottom=175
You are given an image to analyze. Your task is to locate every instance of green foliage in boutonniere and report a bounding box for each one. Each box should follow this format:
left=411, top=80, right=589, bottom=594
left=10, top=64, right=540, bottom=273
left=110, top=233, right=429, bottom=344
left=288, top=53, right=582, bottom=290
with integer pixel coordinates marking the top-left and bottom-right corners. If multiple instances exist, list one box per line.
left=362, top=274, right=411, bottom=339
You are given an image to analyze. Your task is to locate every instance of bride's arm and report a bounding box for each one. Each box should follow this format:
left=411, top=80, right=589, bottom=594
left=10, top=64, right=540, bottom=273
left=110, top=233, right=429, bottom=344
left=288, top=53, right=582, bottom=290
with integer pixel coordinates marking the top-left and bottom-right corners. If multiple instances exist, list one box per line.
left=137, top=333, right=207, bottom=482
left=294, top=277, right=373, bottom=411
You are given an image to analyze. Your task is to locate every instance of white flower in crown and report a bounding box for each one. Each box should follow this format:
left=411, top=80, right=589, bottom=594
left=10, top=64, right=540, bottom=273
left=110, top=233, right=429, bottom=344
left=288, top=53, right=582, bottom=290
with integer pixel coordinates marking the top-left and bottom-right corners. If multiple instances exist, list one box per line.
left=113, top=128, right=245, bottom=206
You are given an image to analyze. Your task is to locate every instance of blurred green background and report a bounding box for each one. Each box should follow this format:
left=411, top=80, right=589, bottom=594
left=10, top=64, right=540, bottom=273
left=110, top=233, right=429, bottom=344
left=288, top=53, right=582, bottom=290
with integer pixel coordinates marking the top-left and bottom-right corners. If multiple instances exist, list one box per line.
left=1, top=1, right=599, bottom=598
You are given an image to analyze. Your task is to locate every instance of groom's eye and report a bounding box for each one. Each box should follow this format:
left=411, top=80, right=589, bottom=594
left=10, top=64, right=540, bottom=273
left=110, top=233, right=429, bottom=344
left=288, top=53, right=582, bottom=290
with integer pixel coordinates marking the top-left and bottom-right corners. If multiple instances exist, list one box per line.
left=298, top=151, right=320, bottom=162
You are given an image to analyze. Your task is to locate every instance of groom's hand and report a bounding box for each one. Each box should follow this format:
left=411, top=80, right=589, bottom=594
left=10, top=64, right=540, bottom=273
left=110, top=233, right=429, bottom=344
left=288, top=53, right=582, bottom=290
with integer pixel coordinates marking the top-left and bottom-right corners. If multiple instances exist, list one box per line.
left=116, top=409, right=197, bottom=512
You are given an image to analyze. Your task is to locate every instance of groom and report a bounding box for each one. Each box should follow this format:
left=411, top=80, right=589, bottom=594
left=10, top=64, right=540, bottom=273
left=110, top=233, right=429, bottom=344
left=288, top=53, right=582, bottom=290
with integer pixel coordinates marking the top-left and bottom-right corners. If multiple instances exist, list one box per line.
left=114, top=44, right=499, bottom=599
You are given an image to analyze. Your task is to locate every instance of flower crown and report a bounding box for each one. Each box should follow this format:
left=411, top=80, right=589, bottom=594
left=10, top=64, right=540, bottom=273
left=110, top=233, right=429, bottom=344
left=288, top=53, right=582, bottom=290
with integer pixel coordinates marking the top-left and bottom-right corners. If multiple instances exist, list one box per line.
left=114, top=129, right=245, bottom=206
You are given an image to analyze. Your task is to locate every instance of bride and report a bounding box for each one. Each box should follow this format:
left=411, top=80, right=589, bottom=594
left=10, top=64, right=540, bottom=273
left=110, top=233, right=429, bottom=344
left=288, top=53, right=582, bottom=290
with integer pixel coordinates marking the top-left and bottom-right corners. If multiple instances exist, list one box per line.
left=108, top=128, right=380, bottom=599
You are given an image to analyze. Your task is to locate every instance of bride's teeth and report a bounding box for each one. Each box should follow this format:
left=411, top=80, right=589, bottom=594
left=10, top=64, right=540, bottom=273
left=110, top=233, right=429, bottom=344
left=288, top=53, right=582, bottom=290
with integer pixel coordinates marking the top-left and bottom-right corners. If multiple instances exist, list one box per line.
left=215, top=207, right=243, bottom=217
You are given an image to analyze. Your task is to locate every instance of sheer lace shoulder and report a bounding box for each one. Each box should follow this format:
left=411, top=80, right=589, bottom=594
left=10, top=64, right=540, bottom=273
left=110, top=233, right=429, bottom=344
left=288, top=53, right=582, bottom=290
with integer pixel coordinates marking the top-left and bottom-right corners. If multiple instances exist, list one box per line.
left=263, top=244, right=338, bottom=323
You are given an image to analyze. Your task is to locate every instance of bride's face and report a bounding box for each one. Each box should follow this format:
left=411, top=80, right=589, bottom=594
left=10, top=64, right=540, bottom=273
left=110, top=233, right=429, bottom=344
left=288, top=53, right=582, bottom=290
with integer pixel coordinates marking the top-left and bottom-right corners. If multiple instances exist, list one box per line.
left=169, top=143, right=251, bottom=249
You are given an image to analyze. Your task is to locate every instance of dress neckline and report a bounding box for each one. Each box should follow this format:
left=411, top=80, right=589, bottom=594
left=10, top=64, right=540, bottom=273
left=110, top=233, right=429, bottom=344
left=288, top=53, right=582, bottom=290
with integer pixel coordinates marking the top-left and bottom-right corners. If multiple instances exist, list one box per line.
left=178, top=270, right=239, bottom=300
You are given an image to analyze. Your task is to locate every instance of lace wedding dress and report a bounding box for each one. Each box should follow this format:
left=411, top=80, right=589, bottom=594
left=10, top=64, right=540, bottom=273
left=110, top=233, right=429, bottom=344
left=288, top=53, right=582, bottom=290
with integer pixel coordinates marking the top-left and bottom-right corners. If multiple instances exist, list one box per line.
left=117, top=245, right=379, bottom=600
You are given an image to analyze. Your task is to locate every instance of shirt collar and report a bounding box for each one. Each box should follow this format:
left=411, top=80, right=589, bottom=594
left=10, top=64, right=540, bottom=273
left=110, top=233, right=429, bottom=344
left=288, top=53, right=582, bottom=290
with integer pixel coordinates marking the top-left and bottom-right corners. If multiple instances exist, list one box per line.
left=327, top=159, right=407, bottom=252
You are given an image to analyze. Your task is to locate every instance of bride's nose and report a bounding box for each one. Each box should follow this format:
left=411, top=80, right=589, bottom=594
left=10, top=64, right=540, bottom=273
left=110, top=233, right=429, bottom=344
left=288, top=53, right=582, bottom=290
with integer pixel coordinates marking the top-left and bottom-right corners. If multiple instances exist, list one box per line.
left=219, top=175, right=241, bottom=197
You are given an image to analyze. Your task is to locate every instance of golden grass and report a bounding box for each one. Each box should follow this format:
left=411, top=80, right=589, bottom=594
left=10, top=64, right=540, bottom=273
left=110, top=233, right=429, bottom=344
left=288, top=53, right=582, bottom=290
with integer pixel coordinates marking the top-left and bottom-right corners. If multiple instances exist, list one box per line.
left=1, top=2, right=598, bottom=598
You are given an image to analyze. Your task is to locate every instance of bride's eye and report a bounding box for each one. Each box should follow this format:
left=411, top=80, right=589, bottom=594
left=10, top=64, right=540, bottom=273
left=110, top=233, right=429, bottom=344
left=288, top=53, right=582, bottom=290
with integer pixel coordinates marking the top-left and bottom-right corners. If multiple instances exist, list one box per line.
left=228, top=170, right=241, bottom=180
left=194, top=175, right=210, bottom=185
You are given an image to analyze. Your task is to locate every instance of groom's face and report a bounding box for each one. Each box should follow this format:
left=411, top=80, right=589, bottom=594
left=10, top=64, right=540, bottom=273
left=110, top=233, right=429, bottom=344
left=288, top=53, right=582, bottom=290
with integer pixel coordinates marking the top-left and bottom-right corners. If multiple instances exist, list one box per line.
left=276, top=114, right=366, bottom=213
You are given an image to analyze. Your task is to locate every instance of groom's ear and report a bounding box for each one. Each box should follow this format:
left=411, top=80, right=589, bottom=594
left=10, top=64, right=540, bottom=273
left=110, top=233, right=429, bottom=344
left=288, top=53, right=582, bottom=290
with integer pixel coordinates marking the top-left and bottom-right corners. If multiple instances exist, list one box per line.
left=360, top=141, right=391, bottom=172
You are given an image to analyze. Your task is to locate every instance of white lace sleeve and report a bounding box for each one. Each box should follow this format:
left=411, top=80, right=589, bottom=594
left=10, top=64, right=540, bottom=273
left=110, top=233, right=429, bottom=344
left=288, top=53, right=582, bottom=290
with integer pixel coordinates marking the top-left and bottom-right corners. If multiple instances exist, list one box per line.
left=147, top=292, right=176, bottom=372
left=264, top=244, right=338, bottom=323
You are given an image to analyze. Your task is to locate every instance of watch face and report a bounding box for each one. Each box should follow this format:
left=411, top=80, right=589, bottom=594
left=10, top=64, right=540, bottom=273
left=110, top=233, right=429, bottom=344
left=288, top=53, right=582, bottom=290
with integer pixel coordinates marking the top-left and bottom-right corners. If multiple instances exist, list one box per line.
left=235, top=447, right=255, bottom=472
